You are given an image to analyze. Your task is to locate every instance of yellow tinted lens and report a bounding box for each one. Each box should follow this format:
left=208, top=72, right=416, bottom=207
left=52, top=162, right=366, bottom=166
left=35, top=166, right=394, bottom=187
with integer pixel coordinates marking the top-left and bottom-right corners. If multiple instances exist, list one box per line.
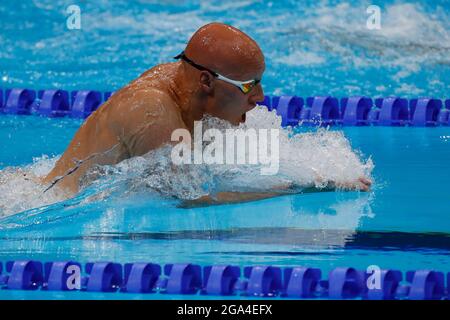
left=241, top=82, right=255, bottom=94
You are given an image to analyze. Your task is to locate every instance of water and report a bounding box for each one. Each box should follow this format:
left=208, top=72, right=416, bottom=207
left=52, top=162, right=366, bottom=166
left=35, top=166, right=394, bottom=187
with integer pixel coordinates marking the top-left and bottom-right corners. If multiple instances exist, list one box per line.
left=1, top=0, right=449, bottom=96
left=0, top=113, right=449, bottom=299
left=0, top=0, right=449, bottom=299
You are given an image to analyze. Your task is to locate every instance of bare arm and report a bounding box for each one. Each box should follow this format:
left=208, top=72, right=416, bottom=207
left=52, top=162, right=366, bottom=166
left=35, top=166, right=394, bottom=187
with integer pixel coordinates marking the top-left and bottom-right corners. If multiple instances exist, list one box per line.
left=180, top=177, right=372, bottom=207
left=180, top=191, right=283, bottom=208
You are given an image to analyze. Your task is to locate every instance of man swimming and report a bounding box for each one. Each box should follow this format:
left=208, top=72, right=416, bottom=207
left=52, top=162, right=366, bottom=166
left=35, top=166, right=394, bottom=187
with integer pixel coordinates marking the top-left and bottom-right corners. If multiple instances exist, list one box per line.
left=42, top=22, right=371, bottom=204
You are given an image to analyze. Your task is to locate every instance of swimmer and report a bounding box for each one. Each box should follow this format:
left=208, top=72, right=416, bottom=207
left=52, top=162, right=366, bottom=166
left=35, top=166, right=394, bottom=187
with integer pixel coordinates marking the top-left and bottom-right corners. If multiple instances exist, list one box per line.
left=42, top=22, right=371, bottom=203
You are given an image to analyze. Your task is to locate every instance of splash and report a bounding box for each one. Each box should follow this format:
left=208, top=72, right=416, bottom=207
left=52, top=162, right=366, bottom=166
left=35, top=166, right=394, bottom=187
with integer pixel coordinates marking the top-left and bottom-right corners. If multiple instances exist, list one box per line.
left=0, top=155, right=67, bottom=217
left=3, top=1, right=448, bottom=97
left=267, top=2, right=450, bottom=97
left=79, top=107, right=373, bottom=200
left=0, top=107, right=373, bottom=218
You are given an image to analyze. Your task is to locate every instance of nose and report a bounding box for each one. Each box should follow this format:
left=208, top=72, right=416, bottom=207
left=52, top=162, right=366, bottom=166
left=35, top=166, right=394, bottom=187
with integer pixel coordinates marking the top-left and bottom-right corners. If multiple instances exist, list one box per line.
left=249, top=83, right=264, bottom=105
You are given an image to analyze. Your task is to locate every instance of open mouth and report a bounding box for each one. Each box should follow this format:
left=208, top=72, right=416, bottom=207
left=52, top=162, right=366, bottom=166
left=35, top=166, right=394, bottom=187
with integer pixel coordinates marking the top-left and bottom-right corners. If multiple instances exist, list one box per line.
left=241, top=113, right=246, bottom=122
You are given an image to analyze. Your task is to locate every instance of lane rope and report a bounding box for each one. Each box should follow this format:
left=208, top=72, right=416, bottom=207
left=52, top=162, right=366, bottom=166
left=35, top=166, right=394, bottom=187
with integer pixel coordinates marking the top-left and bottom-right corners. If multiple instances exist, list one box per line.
left=0, top=88, right=449, bottom=126
left=0, top=260, right=448, bottom=299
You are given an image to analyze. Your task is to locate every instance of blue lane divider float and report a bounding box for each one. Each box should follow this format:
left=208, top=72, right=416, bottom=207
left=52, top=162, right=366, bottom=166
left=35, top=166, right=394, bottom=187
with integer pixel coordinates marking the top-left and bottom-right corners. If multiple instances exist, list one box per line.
left=375, top=97, right=409, bottom=126
left=275, top=96, right=303, bottom=126
left=340, top=97, right=372, bottom=126
left=0, top=88, right=116, bottom=119
left=3, top=261, right=43, bottom=290
left=71, top=90, right=103, bottom=118
left=0, top=260, right=448, bottom=300
left=308, top=96, right=340, bottom=125
left=203, top=265, right=240, bottom=296
left=266, top=95, right=450, bottom=127
left=44, top=261, right=82, bottom=291
left=409, top=98, right=442, bottom=126
left=3, top=89, right=36, bottom=115
left=123, top=262, right=161, bottom=293
left=37, top=90, right=71, bottom=117
left=0, top=87, right=449, bottom=126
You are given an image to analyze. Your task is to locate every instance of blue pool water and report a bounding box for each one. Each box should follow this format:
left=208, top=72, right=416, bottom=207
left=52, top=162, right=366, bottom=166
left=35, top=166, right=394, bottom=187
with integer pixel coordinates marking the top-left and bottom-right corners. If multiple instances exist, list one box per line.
left=0, top=0, right=449, bottom=299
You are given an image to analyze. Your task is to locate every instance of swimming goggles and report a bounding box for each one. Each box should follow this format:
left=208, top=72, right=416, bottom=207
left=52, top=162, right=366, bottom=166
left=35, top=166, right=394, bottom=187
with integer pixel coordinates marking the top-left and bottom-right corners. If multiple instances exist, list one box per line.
left=174, top=51, right=261, bottom=94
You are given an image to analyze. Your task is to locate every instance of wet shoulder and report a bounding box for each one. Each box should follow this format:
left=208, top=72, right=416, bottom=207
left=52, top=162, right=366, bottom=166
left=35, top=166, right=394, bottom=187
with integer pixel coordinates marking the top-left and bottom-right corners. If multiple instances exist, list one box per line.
left=108, top=86, right=183, bottom=136
left=132, top=62, right=179, bottom=89
left=105, top=62, right=179, bottom=111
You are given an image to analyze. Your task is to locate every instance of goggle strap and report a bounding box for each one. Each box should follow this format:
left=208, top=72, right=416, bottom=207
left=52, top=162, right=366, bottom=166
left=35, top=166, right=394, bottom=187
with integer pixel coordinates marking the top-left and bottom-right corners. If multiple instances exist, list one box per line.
left=174, top=51, right=260, bottom=94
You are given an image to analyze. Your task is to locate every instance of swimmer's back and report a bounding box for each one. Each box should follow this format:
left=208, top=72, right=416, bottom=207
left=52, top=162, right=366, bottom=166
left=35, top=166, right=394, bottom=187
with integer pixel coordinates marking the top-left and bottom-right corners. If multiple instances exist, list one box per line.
left=43, top=62, right=186, bottom=194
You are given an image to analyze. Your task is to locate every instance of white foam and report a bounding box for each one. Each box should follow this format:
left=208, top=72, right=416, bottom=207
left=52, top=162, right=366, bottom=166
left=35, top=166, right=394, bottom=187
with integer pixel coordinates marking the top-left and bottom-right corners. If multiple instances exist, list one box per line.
left=268, top=2, right=450, bottom=87
left=275, top=50, right=325, bottom=66
left=80, top=107, right=373, bottom=200
left=0, top=108, right=373, bottom=218
left=0, top=155, right=67, bottom=217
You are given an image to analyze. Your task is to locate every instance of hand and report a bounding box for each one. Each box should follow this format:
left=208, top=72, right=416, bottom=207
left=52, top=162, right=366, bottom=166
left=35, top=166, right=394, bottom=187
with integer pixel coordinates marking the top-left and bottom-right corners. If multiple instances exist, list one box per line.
left=336, top=177, right=372, bottom=192
left=357, top=177, right=372, bottom=191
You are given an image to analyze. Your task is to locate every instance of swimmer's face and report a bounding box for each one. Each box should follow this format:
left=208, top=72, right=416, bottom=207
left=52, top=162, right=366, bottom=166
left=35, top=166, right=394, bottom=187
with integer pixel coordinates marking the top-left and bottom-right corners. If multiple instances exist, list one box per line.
left=202, top=57, right=265, bottom=126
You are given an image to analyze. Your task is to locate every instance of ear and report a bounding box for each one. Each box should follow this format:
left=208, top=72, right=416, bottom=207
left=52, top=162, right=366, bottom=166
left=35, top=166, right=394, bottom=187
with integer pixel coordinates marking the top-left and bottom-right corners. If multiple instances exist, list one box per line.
left=199, top=71, right=215, bottom=94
